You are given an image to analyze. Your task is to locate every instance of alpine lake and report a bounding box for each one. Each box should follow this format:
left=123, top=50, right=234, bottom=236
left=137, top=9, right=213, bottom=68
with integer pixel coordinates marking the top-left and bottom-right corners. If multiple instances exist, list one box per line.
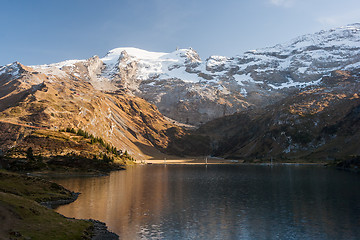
left=54, top=164, right=360, bottom=240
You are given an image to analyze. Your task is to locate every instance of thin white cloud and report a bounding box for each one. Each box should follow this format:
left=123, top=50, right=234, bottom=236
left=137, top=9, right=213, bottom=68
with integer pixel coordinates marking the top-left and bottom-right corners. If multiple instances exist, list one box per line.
left=317, top=10, right=360, bottom=27
left=317, top=17, right=338, bottom=26
left=269, top=0, right=295, bottom=7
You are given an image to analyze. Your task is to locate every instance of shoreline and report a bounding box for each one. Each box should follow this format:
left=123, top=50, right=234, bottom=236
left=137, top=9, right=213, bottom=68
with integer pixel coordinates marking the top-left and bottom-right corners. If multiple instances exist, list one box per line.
left=40, top=193, right=117, bottom=239
left=144, top=158, right=326, bottom=165
left=0, top=170, right=119, bottom=240
left=40, top=177, right=120, bottom=239
left=40, top=192, right=80, bottom=209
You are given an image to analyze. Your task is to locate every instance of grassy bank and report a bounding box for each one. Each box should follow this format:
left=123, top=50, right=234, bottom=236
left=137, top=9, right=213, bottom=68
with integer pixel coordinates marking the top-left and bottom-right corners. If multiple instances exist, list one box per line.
left=0, top=170, right=96, bottom=240
left=0, top=192, right=92, bottom=240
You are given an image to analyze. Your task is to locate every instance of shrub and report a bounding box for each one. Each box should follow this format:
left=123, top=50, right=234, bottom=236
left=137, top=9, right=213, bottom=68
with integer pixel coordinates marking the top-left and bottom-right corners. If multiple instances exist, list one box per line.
left=26, top=147, right=35, bottom=162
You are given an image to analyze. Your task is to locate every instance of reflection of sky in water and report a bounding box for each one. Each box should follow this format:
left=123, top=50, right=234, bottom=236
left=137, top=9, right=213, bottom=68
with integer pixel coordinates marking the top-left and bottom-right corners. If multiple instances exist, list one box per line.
left=55, top=165, right=360, bottom=240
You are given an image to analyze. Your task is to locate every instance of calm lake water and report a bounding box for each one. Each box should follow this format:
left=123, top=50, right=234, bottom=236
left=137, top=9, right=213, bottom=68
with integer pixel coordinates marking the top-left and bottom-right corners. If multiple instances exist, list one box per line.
left=54, top=165, right=360, bottom=240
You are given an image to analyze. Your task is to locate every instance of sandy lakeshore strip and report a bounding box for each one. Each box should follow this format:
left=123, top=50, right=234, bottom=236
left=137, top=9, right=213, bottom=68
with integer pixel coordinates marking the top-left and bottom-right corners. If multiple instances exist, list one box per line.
left=144, top=157, right=242, bottom=165
left=143, top=158, right=325, bottom=165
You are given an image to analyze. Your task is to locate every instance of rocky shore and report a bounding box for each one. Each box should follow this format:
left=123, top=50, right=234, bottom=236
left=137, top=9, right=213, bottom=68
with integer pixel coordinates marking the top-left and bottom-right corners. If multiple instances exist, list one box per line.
left=89, top=220, right=119, bottom=240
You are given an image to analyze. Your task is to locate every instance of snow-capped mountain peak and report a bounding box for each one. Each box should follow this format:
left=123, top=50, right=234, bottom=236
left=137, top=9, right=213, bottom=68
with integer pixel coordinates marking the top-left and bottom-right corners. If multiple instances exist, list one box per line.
left=2, top=23, right=359, bottom=125
left=100, top=47, right=202, bottom=82
left=256, top=23, right=360, bottom=55
left=0, top=62, right=23, bottom=77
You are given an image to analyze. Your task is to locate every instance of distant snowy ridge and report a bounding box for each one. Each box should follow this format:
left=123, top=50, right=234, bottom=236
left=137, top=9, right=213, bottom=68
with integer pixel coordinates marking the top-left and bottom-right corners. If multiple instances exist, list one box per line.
left=22, top=23, right=360, bottom=90
left=96, top=23, right=360, bottom=89
left=236, top=23, right=360, bottom=86
left=2, top=23, right=360, bottom=125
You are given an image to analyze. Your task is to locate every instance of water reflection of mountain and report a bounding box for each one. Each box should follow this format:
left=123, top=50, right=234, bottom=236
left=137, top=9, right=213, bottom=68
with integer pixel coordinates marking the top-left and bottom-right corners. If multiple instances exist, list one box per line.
left=55, top=165, right=360, bottom=239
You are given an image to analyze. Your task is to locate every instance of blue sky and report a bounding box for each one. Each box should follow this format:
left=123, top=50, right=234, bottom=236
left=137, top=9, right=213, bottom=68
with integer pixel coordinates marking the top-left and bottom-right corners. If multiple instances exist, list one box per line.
left=0, top=0, right=359, bottom=66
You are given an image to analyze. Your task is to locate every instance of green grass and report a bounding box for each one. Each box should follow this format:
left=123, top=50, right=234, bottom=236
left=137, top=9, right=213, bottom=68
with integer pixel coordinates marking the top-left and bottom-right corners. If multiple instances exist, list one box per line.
left=0, top=192, right=92, bottom=240
left=0, top=170, right=93, bottom=239
left=32, top=130, right=70, bottom=142
left=0, top=171, right=73, bottom=202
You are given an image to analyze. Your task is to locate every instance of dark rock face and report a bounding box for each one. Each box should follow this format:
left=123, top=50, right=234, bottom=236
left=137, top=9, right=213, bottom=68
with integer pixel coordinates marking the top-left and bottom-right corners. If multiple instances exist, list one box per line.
left=336, top=156, right=360, bottom=172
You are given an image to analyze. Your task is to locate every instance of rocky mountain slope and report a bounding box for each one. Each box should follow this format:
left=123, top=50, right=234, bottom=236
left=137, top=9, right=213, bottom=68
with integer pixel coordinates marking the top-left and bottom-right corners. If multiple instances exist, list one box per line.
left=0, top=23, right=359, bottom=161
left=0, top=63, right=184, bottom=160
left=24, top=23, right=360, bottom=125
left=168, top=70, right=360, bottom=161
